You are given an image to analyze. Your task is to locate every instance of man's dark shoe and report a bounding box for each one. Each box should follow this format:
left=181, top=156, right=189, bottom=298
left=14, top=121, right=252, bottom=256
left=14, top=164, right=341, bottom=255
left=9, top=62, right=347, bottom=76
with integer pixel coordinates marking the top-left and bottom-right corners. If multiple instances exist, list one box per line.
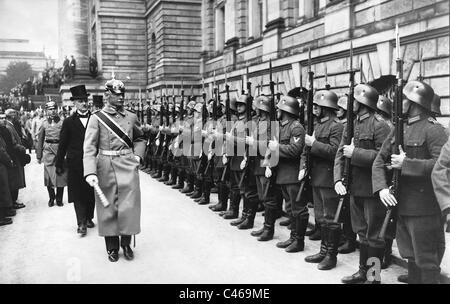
left=107, top=250, right=119, bottom=262
left=86, top=220, right=95, bottom=228
left=48, top=199, right=55, bottom=207
left=397, top=274, right=408, bottom=283
left=122, top=246, right=134, bottom=261
left=251, top=227, right=265, bottom=237
left=0, top=217, right=13, bottom=226
left=56, top=201, right=64, bottom=207
left=338, top=239, right=356, bottom=254
left=13, top=202, right=25, bottom=209
left=309, top=228, right=321, bottom=241
left=341, top=266, right=367, bottom=284
left=79, top=225, right=87, bottom=237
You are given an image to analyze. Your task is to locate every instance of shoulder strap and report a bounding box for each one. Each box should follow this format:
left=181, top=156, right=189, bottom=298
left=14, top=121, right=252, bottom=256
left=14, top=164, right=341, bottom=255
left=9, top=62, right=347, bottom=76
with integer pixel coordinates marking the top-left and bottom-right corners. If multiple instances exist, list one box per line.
left=95, top=111, right=133, bottom=149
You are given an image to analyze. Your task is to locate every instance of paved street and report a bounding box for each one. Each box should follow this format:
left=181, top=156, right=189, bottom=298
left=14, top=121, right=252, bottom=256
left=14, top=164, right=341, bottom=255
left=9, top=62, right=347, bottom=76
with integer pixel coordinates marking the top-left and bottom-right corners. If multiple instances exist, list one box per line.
left=0, top=153, right=406, bottom=284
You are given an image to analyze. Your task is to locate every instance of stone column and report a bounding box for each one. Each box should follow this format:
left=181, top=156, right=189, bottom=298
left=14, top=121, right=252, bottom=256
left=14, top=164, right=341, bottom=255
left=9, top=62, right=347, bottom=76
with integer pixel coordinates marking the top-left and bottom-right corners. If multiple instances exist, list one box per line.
left=58, top=0, right=89, bottom=71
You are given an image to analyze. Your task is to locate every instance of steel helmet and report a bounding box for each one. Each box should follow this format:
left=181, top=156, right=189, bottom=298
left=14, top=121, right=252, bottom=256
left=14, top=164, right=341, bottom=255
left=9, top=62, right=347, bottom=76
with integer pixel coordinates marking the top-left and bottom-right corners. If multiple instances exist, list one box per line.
left=313, top=90, right=339, bottom=110
left=354, top=84, right=379, bottom=111
left=377, top=96, right=393, bottom=117
left=337, top=95, right=348, bottom=111
left=254, top=95, right=271, bottom=113
left=277, top=95, right=300, bottom=117
left=431, top=94, right=441, bottom=115
left=236, top=94, right=251, bottom=106
left=403, top=80, right=434, bottom=111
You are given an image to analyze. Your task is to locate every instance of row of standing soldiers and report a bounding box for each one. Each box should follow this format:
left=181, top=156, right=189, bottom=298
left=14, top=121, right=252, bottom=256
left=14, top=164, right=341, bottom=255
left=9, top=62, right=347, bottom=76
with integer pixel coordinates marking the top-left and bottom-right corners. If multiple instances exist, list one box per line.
left=138, top=74, right=449, bottom=284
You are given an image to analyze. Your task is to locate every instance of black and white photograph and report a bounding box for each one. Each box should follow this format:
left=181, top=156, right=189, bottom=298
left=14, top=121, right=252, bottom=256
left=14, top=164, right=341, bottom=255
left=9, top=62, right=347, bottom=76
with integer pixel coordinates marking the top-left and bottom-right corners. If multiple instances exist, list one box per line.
left=0, top=0, right=449, bottom=291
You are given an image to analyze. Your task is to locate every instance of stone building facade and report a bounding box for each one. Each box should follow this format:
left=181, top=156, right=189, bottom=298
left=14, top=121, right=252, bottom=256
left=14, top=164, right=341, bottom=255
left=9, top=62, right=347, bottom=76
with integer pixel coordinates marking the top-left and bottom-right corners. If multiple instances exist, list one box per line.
left=59, top=0, right=449, bottom=124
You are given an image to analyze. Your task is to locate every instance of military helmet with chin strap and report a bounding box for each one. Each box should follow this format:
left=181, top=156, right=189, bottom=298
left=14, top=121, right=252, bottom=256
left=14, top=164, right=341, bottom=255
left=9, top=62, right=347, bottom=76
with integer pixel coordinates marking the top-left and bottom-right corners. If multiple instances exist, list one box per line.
left=403, top=80, right=434, bottom=111
left=277, top=95, right=300, bottom=117
left=354, top=84, right=379, bottom=111
left=313, top=90, right=339, bottom=110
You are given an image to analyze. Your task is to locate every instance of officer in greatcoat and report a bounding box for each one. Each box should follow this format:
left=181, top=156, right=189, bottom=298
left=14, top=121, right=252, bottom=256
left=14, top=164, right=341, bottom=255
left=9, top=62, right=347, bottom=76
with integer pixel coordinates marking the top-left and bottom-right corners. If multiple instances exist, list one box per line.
left=83, top=78, right=146, bottom=262
left=36, top=101, right=68, bottom=207
left=55, top=85, right=95, bottom=237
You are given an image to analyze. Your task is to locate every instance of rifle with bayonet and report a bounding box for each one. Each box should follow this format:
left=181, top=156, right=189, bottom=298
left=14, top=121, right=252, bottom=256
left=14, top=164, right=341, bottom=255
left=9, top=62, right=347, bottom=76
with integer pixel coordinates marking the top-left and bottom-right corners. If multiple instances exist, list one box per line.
left=166, top=84, right=176, bottom=162
left=203, top=80, right=219, bottom=177
left=196, top=82, right=209, bottom=175
left=295, top=48, right=315, bottom=203
left=155, top=89, right=165, bottom=158
left=238, top=66, right=253, bottom=188
left=333, top=42, right=356, bottom=223
left=221, top=75, right=232, bottom=183
left=379, top=25, right=403, bottom=239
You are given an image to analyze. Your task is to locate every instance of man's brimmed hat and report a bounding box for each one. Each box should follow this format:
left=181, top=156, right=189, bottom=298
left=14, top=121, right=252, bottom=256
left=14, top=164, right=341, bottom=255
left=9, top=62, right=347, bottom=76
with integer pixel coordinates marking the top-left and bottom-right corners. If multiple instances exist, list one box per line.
left=69, top=85, right=90, bottom=101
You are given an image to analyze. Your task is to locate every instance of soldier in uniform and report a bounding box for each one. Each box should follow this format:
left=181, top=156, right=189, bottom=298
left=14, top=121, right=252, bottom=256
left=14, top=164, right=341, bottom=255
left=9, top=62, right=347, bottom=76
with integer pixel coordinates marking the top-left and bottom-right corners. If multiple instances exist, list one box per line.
left=375, top=95, right=395, bottom=270
left=303, top=90, right=344, bottom=270
left=249, top=95, right=283, bottom=241
left=149, top=103, right=162, bottom=177
left=209, top=96, right=237, bottom=213
left=179, top=100, right=197, bottom=194
left=335, top=95, right=357, bottom=254
left=169, top=101, right=187, bottom=190
left=83, top=78, right=146, bottom=262
left=270, top=96, right=309, bottom=252
left=55, top=85, right=95, bottom=236
left=373, top=80, right=448, bottom=284
left=223, top=94, right=259, bottom=229
left=335, top=84, right=391, bottom=284
left=36, top=101, right=68, bottom=207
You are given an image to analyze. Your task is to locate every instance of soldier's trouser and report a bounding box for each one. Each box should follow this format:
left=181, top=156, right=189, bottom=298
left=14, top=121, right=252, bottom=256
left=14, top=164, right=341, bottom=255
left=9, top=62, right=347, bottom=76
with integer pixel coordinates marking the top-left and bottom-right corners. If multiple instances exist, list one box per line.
left=341, top=196, right=356, bottom=241
left=396, top=214, right=444, bottom=284
left=255, top=175, right=282, bottom=211
left=74, top=199, right=95, bottom=226
left=313, top=187, right=340, bottom=225
left=350, top=196, right=385, bottom=248
left=105, top=235, right=131, bottom=251
left=281, top=183, right=309, bottom=220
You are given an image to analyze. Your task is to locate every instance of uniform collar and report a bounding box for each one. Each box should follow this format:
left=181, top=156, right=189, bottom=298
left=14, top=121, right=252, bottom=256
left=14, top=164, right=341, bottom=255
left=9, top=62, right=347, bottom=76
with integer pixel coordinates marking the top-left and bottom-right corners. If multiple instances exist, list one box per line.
left=103, top=105, right=126, bottom=117
left=357, top=113, right=370, bottom=122
left=320, top=116, right=330, bottom=123
left=281, top=119, right=290, bottom=126
left=407, top=114, right=426, bottom=125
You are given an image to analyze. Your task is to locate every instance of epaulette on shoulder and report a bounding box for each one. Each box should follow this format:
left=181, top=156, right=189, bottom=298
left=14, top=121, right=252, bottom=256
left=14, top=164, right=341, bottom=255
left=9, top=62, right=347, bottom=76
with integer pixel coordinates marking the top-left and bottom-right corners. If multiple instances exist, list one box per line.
left=291, top=120, right=302, bottom=128
left=428, top=117, right=440, bottom=125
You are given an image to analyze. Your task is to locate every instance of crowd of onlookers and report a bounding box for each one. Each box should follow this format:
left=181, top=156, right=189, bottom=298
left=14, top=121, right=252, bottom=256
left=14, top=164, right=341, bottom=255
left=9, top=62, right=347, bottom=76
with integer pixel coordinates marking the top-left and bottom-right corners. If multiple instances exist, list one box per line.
left=0, top=105, right=76, bottom=226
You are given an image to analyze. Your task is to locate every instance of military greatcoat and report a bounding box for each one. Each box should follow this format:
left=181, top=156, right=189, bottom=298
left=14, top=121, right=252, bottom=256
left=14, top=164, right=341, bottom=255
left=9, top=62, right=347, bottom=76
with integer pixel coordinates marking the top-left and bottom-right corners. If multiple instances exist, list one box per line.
left=83, top=105, right=146, bottom=237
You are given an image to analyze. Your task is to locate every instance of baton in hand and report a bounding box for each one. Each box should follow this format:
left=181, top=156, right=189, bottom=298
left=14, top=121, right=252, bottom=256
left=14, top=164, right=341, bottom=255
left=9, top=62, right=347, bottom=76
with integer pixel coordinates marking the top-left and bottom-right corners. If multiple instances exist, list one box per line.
left=92, top=181, right=110, bottom=208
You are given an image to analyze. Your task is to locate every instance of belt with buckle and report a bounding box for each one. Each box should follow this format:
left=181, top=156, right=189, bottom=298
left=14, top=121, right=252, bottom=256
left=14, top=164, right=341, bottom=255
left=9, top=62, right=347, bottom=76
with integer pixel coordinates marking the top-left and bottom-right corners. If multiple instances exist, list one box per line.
left=99, top=149, right=133, bottom=156
left=45, top=139, right=59, bottom=144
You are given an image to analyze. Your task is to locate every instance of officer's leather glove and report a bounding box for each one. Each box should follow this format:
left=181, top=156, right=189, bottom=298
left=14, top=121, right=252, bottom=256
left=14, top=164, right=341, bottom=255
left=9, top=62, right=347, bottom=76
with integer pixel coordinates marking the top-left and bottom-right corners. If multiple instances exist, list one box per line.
left=222, top=154, right=228, bottom=165
left=85, top=175, right=99, bottom=187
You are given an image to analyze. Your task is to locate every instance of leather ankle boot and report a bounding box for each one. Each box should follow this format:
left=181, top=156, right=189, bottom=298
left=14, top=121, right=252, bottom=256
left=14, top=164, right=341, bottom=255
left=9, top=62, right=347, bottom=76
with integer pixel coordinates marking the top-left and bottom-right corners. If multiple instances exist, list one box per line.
left=47, top=186, right=55, bottom=207
left=309, top=223, right=321, bottom=241
left=56, top=187, right=64, bottom=206
left=197, top=182, right=211, bottom=205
